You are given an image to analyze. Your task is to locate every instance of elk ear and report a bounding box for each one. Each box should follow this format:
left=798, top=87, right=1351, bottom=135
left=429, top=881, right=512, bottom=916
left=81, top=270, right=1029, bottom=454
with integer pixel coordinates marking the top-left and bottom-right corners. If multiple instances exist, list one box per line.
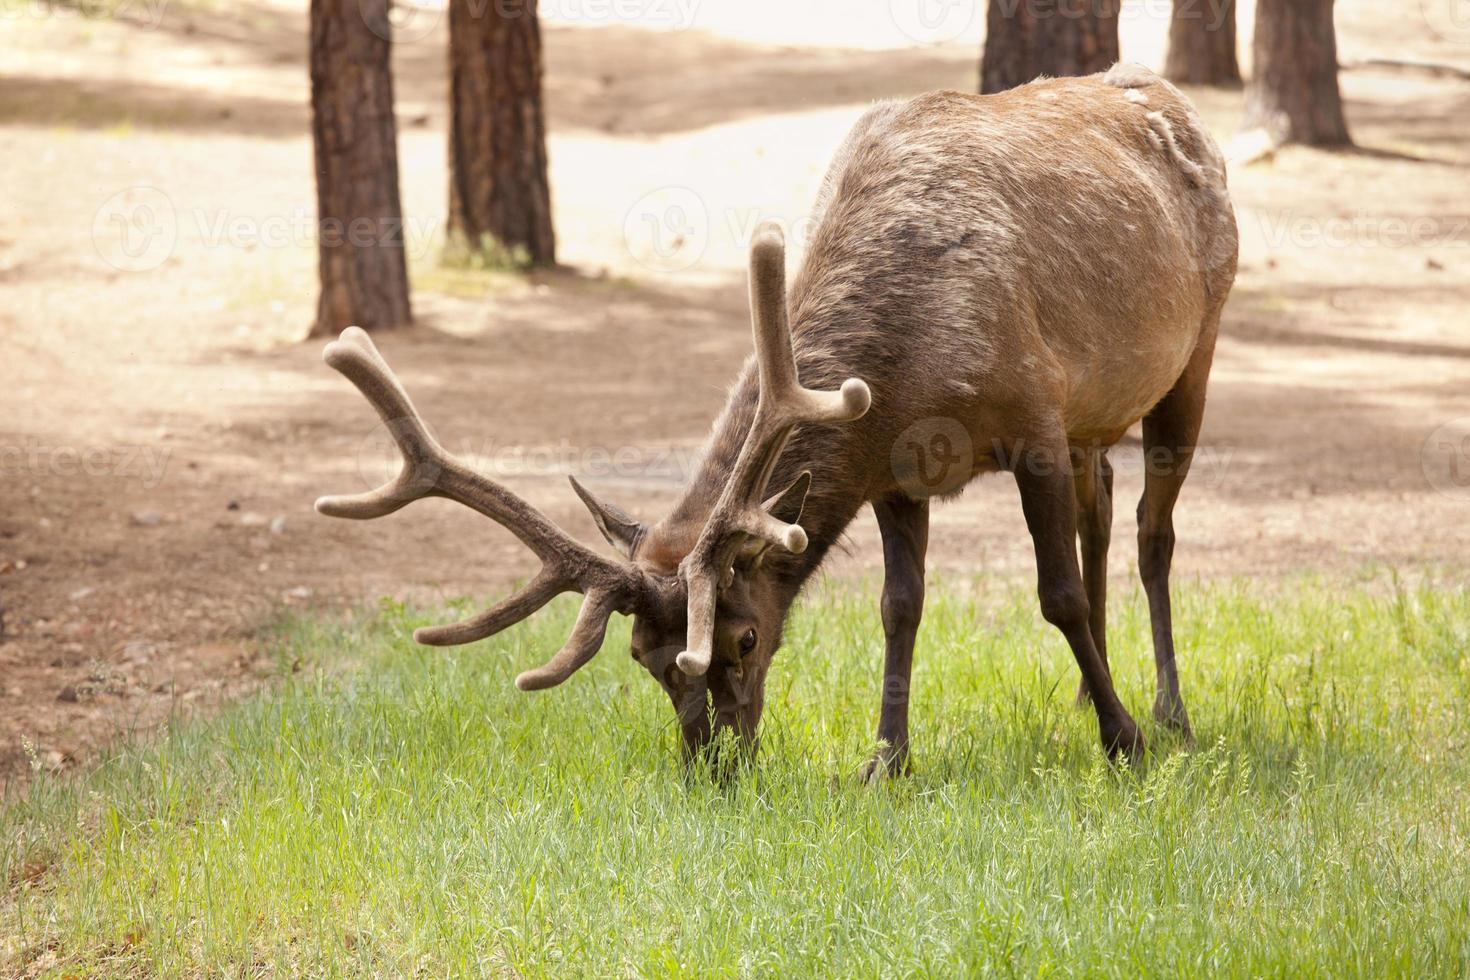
left=569, top=476, right=644, bottom=558
left=764, top=470, right=811, bottom=525
left=738, top=472, right=811, bottom=568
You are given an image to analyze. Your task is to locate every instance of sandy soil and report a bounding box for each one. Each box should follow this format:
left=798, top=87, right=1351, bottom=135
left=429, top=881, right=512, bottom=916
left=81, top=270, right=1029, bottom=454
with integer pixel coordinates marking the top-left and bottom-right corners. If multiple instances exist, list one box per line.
left=2, top=0, right=1468, bottom=787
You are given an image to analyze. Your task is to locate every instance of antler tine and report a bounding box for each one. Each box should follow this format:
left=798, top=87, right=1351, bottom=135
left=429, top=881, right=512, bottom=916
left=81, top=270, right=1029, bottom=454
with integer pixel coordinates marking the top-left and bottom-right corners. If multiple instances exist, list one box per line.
left=315, top=326, right=646, bottom=687
left=318, top=327, right=594, bottom=563
left=748, top=227, right=872, bottom=433
left=511, top=588, right=619, bottom=691
left=418, top=576, right=617, bottom=692
left=314, top=326, right=445, bottom=520
left=674, top=223, right=871, bottom=677
left=413, top=568, right=566, bottom=646
left=726, top=224, right=871, bottom=552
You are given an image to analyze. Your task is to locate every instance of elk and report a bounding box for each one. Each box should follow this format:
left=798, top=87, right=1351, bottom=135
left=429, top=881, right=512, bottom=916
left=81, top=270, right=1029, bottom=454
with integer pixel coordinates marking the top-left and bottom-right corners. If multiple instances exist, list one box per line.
left=317, top=64, right=1237, bottom=774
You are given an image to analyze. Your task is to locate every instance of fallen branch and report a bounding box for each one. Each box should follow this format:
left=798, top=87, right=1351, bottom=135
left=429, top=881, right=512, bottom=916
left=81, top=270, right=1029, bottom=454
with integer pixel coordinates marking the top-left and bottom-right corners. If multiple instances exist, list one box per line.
left=1225, top=128, right=1278, bottom=168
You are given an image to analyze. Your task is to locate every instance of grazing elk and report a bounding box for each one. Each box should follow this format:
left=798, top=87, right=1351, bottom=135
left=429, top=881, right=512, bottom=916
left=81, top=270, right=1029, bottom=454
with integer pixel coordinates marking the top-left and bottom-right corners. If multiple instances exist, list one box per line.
left=317, top=64, right=1237, bottom=773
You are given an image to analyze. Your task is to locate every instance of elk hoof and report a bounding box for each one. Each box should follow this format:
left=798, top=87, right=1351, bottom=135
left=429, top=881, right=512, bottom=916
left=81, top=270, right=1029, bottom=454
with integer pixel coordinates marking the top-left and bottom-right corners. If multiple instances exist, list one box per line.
left=1153, top=695, right=1195, bottom=742
left=1101, top=715, right=1146, bottom=766
left=859, top=744, right=910, bottom=783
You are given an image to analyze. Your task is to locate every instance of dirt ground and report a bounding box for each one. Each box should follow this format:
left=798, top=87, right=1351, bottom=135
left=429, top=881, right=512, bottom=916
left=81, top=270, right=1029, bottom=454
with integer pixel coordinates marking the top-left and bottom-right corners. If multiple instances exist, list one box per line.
left=2, top=0, right=1468, bottom=788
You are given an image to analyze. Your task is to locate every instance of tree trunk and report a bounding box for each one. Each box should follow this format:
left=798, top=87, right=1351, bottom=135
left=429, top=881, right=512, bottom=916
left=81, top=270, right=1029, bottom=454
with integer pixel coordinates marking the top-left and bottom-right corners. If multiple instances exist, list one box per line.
left=980, top=0, right=1121, bottom=95
left=447, top=0, right=556, bottom=268
left=309, top=0, right=412, bottom=336
left=1243, top=0, right=1351, bottom=146
left=1163, top=0, right=1241, bottom=87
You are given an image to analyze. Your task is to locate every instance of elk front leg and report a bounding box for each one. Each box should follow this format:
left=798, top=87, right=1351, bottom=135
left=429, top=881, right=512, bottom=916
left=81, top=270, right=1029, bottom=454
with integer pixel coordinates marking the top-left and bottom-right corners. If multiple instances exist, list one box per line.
left=862, top=493, right=929, bottom=780
left=1073, top=450, right=1114, bottom=706
left=1013, top=434, right=1143, bottom=763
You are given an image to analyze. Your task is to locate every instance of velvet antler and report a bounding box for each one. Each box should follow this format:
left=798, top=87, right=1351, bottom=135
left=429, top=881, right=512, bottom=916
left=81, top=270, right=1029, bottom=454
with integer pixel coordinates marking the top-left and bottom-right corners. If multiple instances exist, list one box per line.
left=316, top=327, right=648, bottom=690
left=675, top=224, right=871, bottom=676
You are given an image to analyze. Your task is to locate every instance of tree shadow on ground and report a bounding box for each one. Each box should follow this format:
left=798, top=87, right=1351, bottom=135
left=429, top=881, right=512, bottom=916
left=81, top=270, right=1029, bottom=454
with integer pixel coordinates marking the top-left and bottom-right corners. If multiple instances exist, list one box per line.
left=1225, top=281, right=1470, bottom=362
left=1338, top=83, right=1470, bottom=165
left=0, top=75, right=307, bottom=137
left=14, top=0, right=977, bottom=138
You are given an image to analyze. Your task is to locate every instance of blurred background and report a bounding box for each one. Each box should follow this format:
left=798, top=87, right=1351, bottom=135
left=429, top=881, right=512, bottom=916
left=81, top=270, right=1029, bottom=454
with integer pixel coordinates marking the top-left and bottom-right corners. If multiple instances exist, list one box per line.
left=2, top=0, right=1468, bottom=780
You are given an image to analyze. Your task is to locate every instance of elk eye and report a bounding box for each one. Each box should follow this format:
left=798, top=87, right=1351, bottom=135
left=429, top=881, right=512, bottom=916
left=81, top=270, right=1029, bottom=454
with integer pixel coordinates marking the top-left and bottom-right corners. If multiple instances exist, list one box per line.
left=738, top=628, right=758, bottom=655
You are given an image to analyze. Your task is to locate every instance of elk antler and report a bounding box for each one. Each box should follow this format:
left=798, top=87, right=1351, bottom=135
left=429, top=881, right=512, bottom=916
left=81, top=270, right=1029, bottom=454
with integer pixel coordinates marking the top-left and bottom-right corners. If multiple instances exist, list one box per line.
left=315, top=327, right=648, bottom=691
left=675, top=223, right=871, bottom=676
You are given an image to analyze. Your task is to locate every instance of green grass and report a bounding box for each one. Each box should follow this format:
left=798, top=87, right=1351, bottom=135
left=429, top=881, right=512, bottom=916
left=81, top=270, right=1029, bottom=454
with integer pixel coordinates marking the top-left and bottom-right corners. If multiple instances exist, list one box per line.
left=4, top=579, right=1469, bottom=976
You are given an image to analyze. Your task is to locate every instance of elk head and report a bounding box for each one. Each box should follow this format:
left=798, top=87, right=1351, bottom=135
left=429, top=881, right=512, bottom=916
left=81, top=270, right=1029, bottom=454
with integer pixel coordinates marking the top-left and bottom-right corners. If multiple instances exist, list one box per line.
left=315, top=223, right=869, bottom=762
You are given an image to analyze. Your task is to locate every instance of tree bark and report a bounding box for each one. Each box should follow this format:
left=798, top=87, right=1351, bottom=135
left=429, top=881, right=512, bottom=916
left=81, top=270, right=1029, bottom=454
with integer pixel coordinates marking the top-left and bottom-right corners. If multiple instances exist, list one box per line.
left=309, top=0, right=412, bottom=336
left=1243, top=0, right=1351, bottom=146
left=980, top=0, right=1121, bottom=95
left=447, top=0, right=556, bottom=267
left=1163, top=0, right=1241, bottom=87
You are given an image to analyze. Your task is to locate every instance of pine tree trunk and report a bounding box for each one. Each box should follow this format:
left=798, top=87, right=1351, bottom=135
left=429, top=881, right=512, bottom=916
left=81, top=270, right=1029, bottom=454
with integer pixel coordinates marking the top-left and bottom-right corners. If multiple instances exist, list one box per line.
left=1244, top=0, right=1351, bottom=145
left=308, top=0, right=411, bottom=336
left=447, top=0, right=556, bottom=267
left=1163, top=0, right=1241, bottom=87
left=980, top=0, right=1121, bottom=95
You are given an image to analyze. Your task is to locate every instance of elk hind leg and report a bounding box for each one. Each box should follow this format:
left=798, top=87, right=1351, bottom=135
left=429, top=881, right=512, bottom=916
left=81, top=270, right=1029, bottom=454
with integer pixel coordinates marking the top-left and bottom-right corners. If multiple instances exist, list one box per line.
left=1138, top=338, right=1215, bottom=737
left=1014, top=431, right=1143, bottom=763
